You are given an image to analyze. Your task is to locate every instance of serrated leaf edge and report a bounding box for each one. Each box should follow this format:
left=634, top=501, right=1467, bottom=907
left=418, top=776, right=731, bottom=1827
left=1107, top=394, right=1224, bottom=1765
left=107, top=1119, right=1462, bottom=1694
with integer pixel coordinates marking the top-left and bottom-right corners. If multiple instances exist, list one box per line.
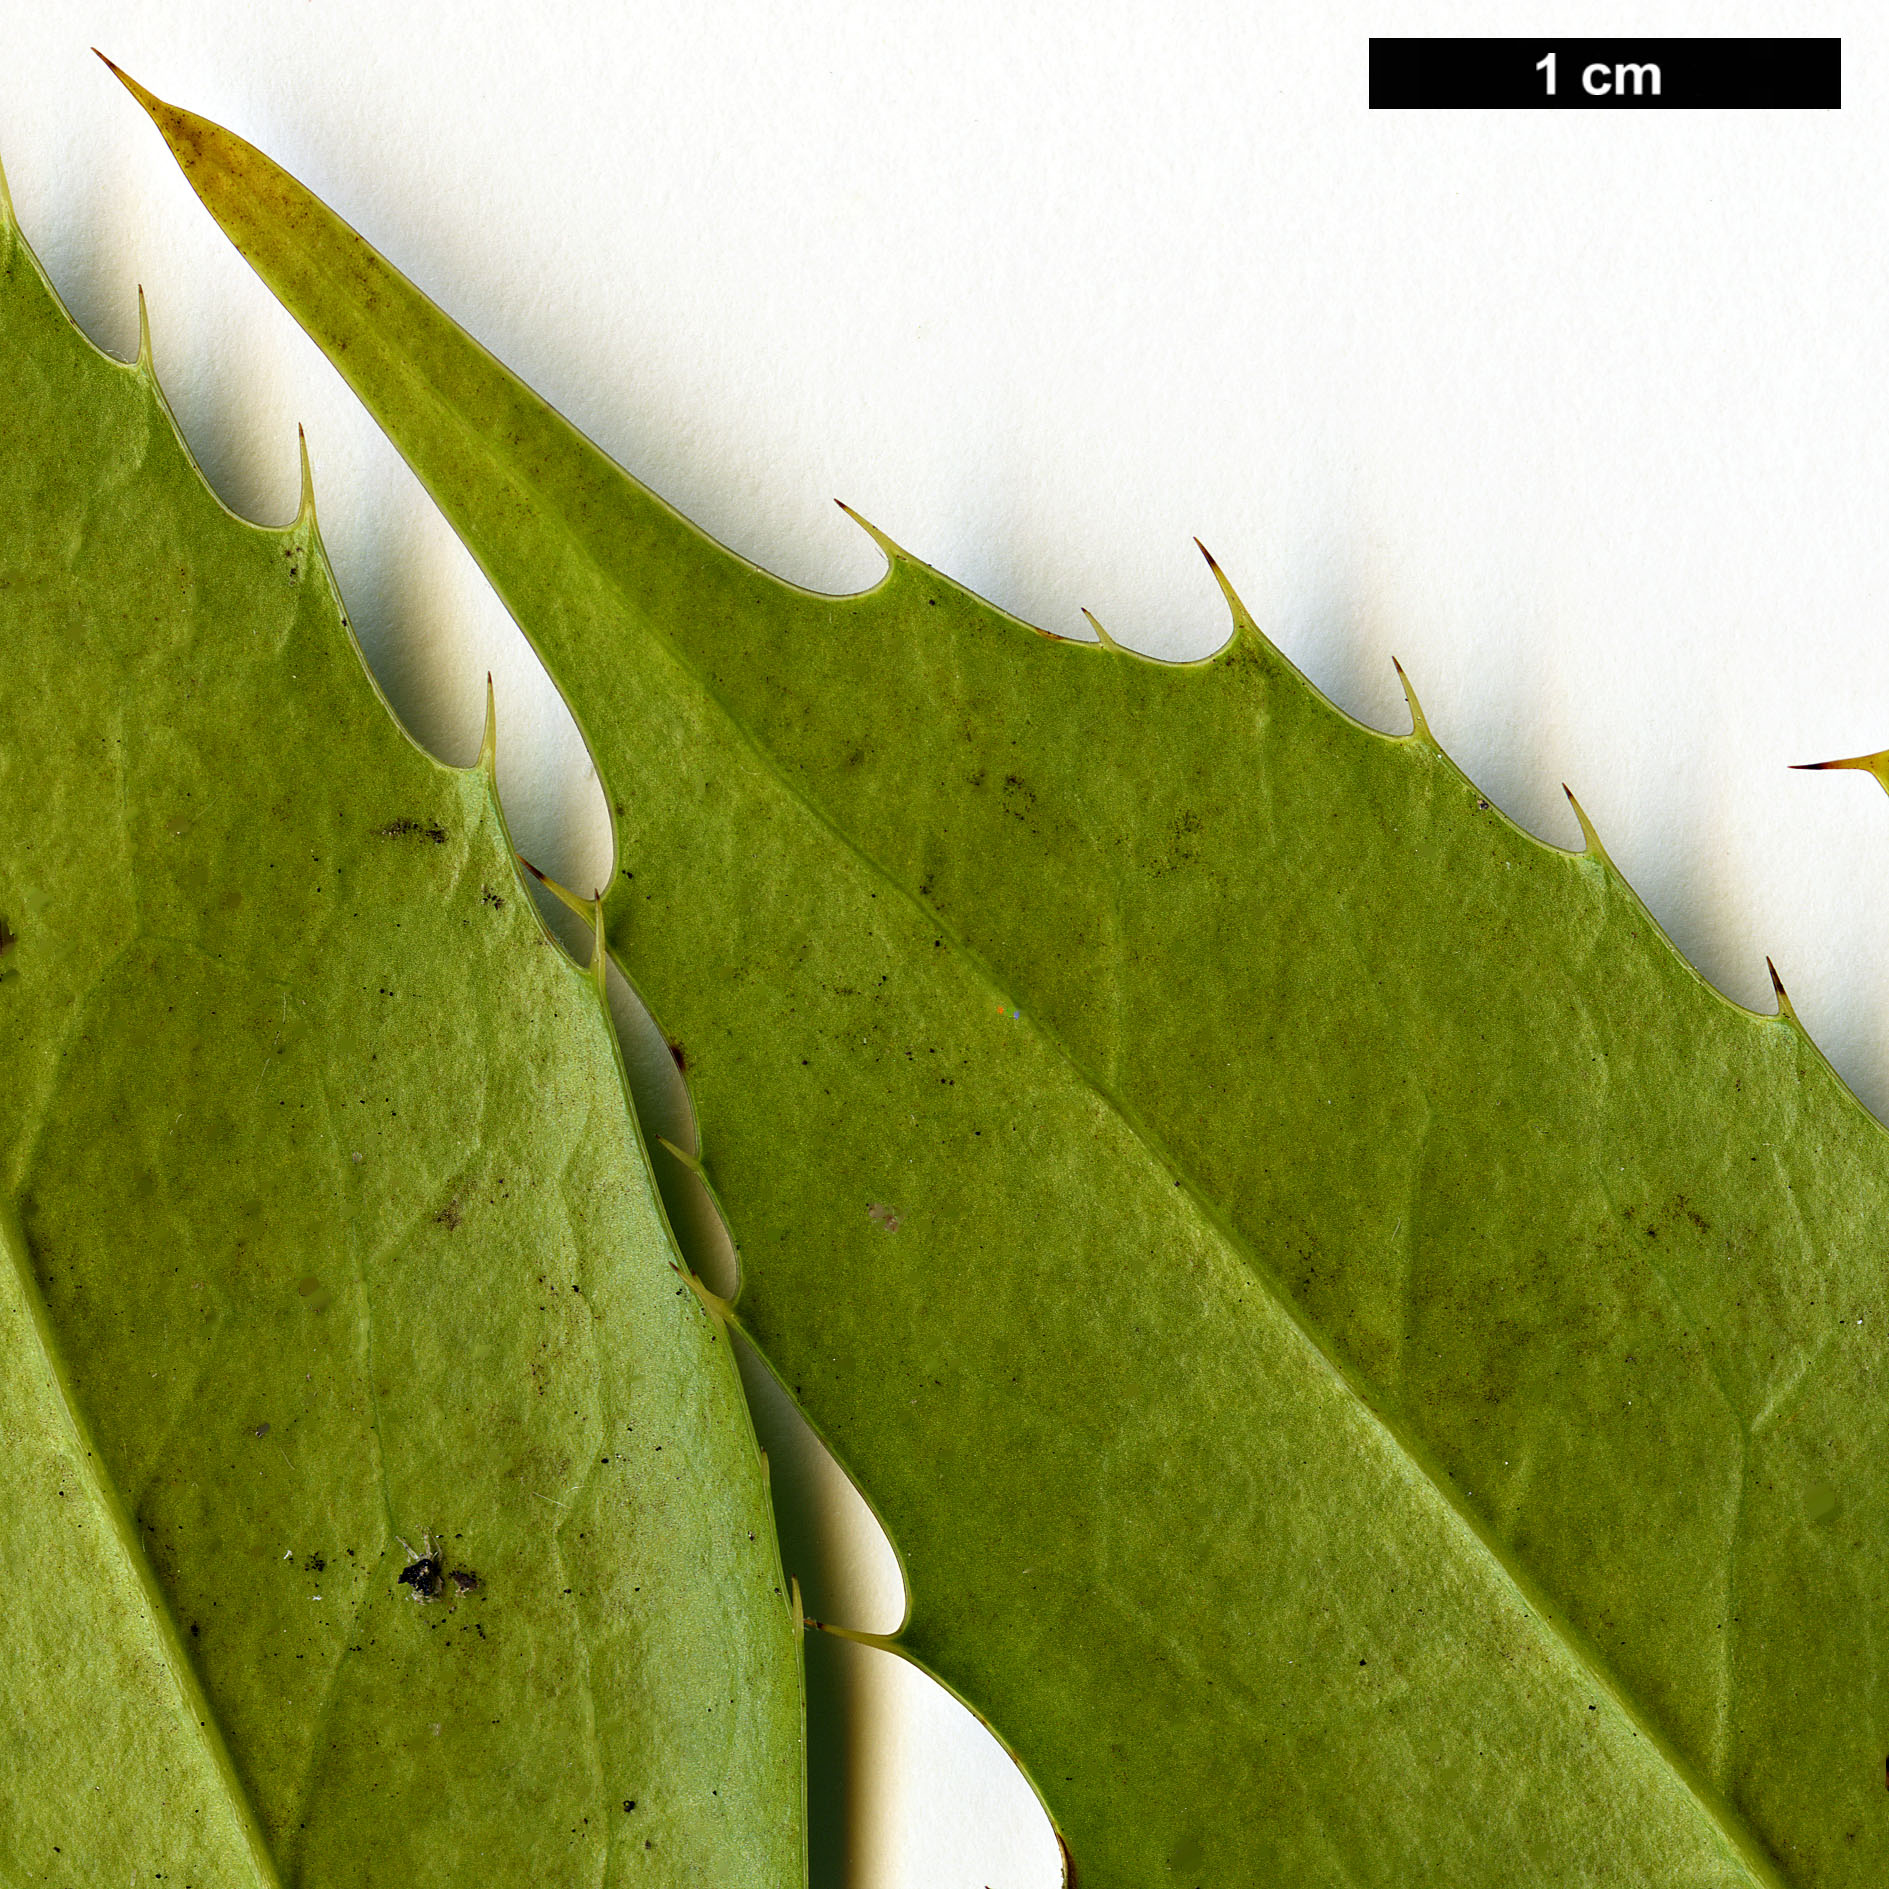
left=1, top=170, right=808, bottom=1884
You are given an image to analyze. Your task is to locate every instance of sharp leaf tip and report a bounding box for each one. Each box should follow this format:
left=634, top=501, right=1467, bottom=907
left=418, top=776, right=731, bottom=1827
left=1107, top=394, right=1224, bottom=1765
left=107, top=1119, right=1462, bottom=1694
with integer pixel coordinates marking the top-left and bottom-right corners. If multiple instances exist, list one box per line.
left=95, top=51, right=159, bottom=114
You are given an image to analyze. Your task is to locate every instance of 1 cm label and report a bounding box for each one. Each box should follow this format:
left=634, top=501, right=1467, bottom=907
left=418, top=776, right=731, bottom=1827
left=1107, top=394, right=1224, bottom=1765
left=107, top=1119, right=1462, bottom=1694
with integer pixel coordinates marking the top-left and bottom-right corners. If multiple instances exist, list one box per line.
left=1535, top=52, right=1661, bottom=98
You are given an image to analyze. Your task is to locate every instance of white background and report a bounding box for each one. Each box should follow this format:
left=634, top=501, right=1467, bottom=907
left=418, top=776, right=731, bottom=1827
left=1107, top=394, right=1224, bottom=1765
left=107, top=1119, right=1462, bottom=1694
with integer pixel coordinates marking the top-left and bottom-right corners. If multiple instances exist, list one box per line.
left=2, top=5, right=1879, bottom=1884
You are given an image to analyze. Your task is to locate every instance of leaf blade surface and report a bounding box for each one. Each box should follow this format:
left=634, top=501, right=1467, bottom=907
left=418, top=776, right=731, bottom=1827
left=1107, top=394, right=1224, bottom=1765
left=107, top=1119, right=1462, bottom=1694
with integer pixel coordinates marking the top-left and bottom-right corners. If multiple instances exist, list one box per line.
left=0, top=176, right=803, bottom=1887
left=133, top=81, right=1889, bottom=1886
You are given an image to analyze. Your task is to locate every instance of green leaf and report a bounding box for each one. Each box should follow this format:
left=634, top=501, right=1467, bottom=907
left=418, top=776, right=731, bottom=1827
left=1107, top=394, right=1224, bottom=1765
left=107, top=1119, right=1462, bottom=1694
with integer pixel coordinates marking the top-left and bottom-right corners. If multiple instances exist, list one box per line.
left=131, top=76, right=1889, bottom=1887
left=0, top=169, right=802, bottom=1885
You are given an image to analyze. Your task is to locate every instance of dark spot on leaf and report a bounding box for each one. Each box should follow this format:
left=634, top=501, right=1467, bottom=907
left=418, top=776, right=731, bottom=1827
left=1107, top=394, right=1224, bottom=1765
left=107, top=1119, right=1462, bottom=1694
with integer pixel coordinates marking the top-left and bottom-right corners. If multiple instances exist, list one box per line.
left=868, top=1202, right=900, bottom=1232
left=449, top=1567, right=480, bottom=1593
left=623, top=1800, right=636, bottom=1813
left=436, top=1199, right=462, bottom=1232
left=1000, top=773, right=1038, bottom=821
left=481, top=885, right=506, bottom=910
left=669, top=1040, right=689, bottom=1072
left=381, top=818, right=447, bottom=844
left=0, top=916, right=14, bottom=956
left=303, top=1553, right=326, bottom=1574
left=399, top=1556, right=444, bottom=1601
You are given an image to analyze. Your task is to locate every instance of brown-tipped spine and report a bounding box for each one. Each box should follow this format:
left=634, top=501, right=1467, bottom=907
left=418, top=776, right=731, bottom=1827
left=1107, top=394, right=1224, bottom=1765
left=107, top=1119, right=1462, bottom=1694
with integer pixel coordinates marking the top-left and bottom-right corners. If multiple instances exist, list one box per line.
left=1194, top=538, right=1257, bottom=635
left=294, top=424, right=317, bottom=532
left=1792, top=749, right=1889, bottom=795
left=1562, top=786, right=1611, bottom=865
left=515, top=852, right=595, bottom=924
left=834, top=498, right=910, bottom=565
left=1767, top=957, right=1800, bottom=1026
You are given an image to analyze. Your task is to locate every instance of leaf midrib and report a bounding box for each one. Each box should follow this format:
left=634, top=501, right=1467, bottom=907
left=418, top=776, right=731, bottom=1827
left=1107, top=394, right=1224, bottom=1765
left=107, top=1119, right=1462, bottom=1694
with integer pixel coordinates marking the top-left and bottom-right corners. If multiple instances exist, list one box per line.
left=161, top=122, right=1787, bottom=1878
left=1, top=1201, right=283, bottom=1889
left=579, top=527, right=1789, bottom=1888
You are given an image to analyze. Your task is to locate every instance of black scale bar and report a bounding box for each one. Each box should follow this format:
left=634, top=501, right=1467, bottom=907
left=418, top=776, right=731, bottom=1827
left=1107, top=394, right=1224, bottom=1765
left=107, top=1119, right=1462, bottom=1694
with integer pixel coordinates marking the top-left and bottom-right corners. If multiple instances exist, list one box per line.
left=1370, top=38, right=1840, bottom=110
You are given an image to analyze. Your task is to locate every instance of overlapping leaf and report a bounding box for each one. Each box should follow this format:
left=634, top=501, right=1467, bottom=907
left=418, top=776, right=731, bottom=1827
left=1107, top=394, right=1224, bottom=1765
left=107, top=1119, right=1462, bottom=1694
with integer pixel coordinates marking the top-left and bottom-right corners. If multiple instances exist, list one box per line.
left=130, top=76, right=1889, bottom=1886
left=0, top=171, right=802, bottom=1886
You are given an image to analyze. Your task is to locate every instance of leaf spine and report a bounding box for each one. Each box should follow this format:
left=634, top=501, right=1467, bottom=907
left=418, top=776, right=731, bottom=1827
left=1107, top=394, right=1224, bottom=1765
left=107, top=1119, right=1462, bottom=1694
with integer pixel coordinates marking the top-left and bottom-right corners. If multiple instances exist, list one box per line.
left=515, top=851, right=593, bottom=924
left=135, top=284, right=153, bottom=376
left=1193, top=537, right=1273, bottom=662
left=588, top=890, right=608, bottom=996
left=678, top=1263, right=732, bottom=1327
left=1079, top=607, right=1124, bottom=654
left=799, top=1616, right=899, bottom=1653
left=1766, top=956, right=1801, bottom=1027
left=833, top=498, right=912, bottom=568
left=294, top=423, right=317, bottom=534
left=1792, top=749, right=1889, bottom=797
left=1561, top=785, right=1613, bottom=867
left=656, top=1134, right=705, bottom=1177
left=1391, top=657, right=1433, bottom=744
left=478, top=672, right=498, bottom=781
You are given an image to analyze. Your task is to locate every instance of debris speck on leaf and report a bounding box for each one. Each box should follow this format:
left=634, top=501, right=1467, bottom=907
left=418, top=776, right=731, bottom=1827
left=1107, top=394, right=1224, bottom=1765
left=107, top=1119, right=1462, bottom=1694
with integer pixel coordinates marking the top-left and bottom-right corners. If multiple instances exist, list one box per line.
left=399, top=1555, right=445, bottom=1602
